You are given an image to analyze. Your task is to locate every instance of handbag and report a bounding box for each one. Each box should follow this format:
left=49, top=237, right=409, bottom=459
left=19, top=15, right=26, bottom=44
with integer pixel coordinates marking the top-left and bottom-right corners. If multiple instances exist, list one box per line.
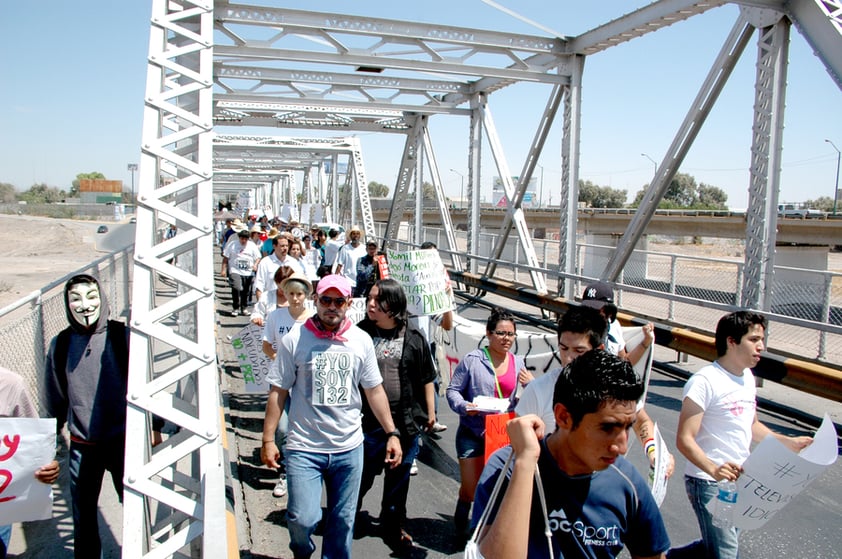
left=464, top=451, right=554, bottom=559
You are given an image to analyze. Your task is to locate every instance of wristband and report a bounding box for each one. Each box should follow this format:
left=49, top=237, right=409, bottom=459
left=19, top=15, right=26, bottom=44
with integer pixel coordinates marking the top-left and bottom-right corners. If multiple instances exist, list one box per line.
left=262, top=440, right=274, bottom=445
left=386, top=430, right=401, bottom=439
left=644, top=438, right=656, bottom=457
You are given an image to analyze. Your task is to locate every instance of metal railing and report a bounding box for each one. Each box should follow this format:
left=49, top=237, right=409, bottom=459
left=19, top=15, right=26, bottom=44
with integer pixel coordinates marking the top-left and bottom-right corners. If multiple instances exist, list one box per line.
left=0, top=247, right=133, bottom=414
left=380, top=224, right=842, bottom=366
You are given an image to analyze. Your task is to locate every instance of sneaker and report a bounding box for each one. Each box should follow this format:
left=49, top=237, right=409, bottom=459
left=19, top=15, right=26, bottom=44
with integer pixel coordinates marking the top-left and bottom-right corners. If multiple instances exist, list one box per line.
left=430, top=422, right=448, bottom=433
left=272, top=474, right=287, bottom=497
left=231, top=309, right=240, bottom=317
left=410, top=459, right=418, bottom=476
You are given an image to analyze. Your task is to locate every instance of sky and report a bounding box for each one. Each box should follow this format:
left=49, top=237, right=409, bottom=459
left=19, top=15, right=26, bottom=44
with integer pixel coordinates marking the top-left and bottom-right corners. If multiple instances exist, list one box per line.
left=1, top=1, right=839, bottom=210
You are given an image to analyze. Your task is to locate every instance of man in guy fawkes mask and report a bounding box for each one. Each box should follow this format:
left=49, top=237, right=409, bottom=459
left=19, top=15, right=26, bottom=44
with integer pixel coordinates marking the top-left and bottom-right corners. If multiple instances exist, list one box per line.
left=45, top=274, right=161, bottom=559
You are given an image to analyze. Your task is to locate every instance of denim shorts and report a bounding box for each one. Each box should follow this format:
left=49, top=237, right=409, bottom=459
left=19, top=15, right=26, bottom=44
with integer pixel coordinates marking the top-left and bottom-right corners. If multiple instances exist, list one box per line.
left=455, top=424, right=485, bottom=460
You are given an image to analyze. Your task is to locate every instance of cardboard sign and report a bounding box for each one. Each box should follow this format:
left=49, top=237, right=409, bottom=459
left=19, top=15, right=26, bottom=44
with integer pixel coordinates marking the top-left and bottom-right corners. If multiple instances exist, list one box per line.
left=232, top=323, right=272, bottom=393
left=386, top=249, right=454, bottom=316
left=484, top=412, right=516, bottom=464
left=0, top=418, right=56, bottom=524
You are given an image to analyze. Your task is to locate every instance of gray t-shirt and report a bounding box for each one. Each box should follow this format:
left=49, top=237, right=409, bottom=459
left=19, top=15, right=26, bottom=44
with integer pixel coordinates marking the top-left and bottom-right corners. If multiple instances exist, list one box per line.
left=267, top=321, right=383, bottom=453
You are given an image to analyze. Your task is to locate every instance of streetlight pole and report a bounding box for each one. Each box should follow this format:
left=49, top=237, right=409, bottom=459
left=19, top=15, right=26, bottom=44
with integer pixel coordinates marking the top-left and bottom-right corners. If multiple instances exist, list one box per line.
left=450, top=169, right=465, bottom=210
left=127, top=163, right=138, bottom=208
left=826, top=139, right=841, bottom=216
left=641, top=153, right=657, bottom=177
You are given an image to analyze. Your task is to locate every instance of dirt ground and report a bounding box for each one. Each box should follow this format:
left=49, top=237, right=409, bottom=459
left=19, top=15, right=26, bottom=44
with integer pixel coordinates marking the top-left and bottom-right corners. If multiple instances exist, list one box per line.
left=0, top=214, right=109, bottom=309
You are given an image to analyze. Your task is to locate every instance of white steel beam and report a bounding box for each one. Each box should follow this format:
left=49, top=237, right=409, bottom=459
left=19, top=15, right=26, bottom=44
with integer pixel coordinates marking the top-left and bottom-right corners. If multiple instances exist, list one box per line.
left=126, top=1, right=229, bottom=558
left=603, top=15, right=755, bottom=281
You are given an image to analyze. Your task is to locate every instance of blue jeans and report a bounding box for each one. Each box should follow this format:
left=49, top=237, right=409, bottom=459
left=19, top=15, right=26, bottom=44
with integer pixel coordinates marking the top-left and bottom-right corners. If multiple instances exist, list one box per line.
left=0, top=523, right=11, bottom=559
left=286, top=445, right=364, bottom=559
left=68, top=436, right=125, bottom=559
left=357, top=430, right=421, bottom=530
left=668, top=476, right=740, bottom=559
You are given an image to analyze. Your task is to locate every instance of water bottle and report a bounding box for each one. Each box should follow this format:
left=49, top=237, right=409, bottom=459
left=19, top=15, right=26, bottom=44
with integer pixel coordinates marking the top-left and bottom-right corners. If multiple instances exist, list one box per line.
left=712, top=480, right=738, bottom=529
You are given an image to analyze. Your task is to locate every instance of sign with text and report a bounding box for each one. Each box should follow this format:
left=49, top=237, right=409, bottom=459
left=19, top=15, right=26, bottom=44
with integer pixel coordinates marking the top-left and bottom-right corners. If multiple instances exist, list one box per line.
left=723, top=414, right=836, bottom=530
left=386, top=249, right=454, bottom=316
left=232, top=323, right=272, bottom=393
left=0, top=418, right=56, bottom=524
left=649, top=423, right=669, bottom=507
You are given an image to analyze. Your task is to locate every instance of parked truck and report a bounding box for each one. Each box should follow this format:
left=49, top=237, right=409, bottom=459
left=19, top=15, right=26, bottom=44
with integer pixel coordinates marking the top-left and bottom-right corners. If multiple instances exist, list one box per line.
left=777, top=203, right=825, bottom=218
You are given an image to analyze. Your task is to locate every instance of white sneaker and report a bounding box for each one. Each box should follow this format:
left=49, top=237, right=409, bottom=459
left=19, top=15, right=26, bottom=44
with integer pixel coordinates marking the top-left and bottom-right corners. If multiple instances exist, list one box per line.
left=273, top=474, right=287, bottom=497
left=431, top=422, right=448, bottom=433
left=410, top=460, right=418, bottom=476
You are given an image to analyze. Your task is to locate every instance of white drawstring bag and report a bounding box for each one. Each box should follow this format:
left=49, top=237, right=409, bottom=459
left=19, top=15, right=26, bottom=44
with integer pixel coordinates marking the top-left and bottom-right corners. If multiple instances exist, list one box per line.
left=463, top=451, right=554, bottom=559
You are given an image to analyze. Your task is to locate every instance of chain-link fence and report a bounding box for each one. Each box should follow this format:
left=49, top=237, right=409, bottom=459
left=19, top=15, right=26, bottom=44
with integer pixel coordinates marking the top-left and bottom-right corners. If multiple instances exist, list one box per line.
left=0, top=247, right=133, bottom=414
left=377, top=224, right=842, bottom=366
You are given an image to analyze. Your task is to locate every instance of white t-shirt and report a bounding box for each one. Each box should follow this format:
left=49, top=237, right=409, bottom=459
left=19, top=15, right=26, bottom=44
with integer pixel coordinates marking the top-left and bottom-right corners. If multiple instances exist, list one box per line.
left=682, top=361, right=757, bottom=480
left=223, top=240, right=261, bottom=277
left=605, top=319, right=626, bottom=356
left=262, top=307, right=311, bottom=350
left=324, top=238, right=344, bottom=267
left=254, top=253, right=304, bottom=294
left=515, top=367, right=561, bottom=431
left=267, top=321, right=383, bottom=453
left=335, top=243, right=367, bottom=287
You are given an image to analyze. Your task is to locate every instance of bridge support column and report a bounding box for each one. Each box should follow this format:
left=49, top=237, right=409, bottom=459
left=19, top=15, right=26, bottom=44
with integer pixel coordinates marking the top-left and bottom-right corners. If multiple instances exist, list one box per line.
left=583, top=234, right=649, bottom=284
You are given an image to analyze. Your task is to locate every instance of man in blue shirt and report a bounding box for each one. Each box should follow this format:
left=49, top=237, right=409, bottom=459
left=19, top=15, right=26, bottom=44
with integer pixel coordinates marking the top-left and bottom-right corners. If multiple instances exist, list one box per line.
left=473, top=350, right=670, bottom=559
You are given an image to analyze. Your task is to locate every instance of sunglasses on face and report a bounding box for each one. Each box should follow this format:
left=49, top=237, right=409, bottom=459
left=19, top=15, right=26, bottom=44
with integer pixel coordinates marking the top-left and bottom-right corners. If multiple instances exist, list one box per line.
left=318, top=296, right=347, bottom=307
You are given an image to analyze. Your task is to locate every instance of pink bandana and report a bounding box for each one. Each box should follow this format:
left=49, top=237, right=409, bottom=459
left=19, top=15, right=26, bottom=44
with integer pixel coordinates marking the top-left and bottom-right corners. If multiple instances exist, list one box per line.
left=304, top=316, right=352, bottom=342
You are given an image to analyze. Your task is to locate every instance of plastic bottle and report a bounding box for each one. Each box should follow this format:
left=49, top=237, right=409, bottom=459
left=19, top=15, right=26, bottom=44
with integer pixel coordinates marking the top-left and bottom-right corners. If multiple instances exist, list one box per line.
left=712, top=480, right=738, bottom=529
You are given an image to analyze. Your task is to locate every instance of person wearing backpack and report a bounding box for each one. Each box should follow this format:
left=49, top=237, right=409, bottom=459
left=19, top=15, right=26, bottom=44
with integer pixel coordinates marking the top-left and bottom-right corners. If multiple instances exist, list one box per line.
left=44, top=274, right=160, bottom=559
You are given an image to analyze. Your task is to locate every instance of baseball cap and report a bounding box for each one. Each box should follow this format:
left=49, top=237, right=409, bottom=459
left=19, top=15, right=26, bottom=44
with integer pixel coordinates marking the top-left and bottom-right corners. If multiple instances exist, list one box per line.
left=581, top=281, right=614, bottom=309
left=316, top=274, right=352, bottom=298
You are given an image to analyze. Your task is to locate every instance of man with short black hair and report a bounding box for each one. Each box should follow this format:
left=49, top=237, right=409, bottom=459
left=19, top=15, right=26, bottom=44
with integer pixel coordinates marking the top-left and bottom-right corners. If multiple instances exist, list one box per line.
left=353, top=241, right=379, bottom=298
left=261, top=274, right=403, bottom=559
left=474, top=350, right=670, bottom=559
left=669, top=311, right=812, bottom=559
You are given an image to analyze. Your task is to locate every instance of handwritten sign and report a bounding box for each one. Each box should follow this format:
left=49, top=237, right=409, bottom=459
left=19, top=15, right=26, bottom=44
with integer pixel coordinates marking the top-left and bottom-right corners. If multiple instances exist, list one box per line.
left=347, top=297, right=367, bottom=324
left=232, top=323, right=272, bottom=393
left=718, top=414, right=836, bottom=530
left=0, top=418, right=56, bottom=524
left=649, top=423, right=669, bottom=507
left=386, top=249, right=454, bottom=316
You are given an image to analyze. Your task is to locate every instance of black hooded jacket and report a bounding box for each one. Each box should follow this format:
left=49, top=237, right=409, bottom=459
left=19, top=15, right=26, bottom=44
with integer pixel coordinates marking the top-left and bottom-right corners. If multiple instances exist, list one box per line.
left=44, top=274, right=129, bottom=443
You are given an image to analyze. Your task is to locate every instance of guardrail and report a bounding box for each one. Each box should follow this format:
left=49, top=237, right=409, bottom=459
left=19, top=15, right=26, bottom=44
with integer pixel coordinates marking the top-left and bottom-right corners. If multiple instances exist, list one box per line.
left=0, top=247, right=133, bottom=414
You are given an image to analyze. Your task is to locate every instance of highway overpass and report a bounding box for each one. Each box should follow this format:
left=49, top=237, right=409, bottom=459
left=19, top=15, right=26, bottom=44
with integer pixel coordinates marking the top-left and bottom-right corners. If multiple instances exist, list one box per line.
left=373, top=205, right=842, bottom=245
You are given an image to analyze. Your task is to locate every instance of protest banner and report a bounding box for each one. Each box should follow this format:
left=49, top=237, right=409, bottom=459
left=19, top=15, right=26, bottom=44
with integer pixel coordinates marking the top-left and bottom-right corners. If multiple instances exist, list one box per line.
left=0, top=418, right=56, bottom=524
left=715, top=414, right=837, bottom=530
left=347, top=297, right=367, bottom=324
left=232, top=323, right=272, bottom=393
left=386, top=249, right=454, bottom=316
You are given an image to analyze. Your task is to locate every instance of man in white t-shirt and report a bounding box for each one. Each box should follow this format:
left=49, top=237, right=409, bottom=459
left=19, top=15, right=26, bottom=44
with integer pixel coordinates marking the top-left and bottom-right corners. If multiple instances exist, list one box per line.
left=222, top=229, right=262, bottom=316
left=260, top=274, right=403, bottom=559
left=333, top=226, right=366, bottom=289
left=254, top=234, right=304, bottom=300
left=323, top=228, right=344, bottom=271
left=669, top=311, right=812, bottom=559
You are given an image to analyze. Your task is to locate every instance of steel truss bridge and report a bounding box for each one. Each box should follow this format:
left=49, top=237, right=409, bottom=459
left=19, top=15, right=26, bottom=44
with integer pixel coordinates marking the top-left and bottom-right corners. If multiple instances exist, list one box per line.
left=126, top=1, right=841, bottom=556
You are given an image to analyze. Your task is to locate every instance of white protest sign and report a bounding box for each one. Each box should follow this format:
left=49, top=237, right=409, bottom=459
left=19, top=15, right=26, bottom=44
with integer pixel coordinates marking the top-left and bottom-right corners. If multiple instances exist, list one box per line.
left=726, top=414, right=836, bottom=530
left=649, top=423, right=669, bottom=507
left=347, top=297, right=367, bottom=324
left=386, top=249, right=454, bottom=317
left=232, top=323, right=272, bottom=393
left=0, top=418, right=56, bottom=524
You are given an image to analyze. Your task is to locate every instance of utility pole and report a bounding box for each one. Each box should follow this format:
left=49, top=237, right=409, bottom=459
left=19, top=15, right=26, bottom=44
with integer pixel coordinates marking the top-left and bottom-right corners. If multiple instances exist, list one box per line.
left=450, top=169, right=465, bottom=210
left=127, top=163, right=138, bottom=209
left=826, top=139, right=840, bottom=216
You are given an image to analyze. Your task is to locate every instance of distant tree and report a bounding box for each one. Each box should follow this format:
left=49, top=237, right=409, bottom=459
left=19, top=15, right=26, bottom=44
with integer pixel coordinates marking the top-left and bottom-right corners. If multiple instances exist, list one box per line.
left=804, top=196, right=835, bottom=212
left=19, top=183, right=66, bottom=204
left=0, top=182, right=17, bottom=203
left=368, top=181, right=390, bottom=197
left=421, top=181, right=436, bottom=200
left=578, top=180, right=627, bottom=208
left=696, top=183, right=728, bottom=210
left=631, top=172, right=727, bottom=209
left=71, top=171, right=106, bottom=196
